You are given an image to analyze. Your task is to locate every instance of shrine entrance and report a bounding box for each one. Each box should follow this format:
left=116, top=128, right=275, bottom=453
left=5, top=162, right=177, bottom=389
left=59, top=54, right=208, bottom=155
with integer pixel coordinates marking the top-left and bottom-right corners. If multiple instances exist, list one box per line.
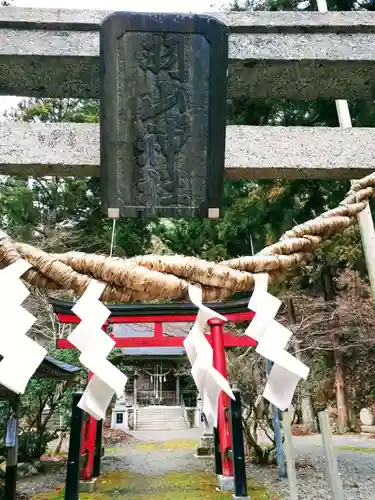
left=111, top=321, right=198, bottom=408
left=51, top=296, right=255, bottom=485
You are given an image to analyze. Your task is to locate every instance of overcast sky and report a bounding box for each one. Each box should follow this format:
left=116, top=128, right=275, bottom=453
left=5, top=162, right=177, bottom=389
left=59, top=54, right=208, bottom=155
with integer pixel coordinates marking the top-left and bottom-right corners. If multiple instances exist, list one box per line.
left=0, top=0, right=230, bottom=116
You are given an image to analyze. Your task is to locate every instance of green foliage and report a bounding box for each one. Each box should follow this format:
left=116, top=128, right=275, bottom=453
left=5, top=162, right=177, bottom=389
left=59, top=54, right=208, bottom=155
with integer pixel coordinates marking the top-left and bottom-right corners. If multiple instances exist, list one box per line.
left=17, top=430, right=54, bottom=463
left=157, top=175, right=366, bottom=289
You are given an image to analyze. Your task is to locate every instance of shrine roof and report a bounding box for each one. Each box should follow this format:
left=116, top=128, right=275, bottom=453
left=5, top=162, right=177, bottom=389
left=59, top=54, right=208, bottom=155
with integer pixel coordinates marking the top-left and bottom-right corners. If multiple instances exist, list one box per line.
left=0, top=355, right=80, bottom=400
left=49, top=297, right=250, bottom=317
left=42, top=355, right=81, bottom=376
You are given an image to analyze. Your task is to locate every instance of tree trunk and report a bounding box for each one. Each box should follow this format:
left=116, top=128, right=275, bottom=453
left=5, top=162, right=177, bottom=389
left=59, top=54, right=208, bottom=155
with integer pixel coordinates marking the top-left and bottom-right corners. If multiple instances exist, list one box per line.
left=334, top=349, right=348, bottom=433
left=287, top=298, right=316, bottom=431
left=54, top=432, right=66, bottom=455
left=321, top=266, right=349, bottom=433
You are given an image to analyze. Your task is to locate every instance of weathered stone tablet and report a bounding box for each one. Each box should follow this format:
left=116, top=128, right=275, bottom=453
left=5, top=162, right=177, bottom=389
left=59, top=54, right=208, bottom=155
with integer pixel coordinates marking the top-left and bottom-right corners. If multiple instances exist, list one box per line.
left=100, top=12, right=228, bottom=218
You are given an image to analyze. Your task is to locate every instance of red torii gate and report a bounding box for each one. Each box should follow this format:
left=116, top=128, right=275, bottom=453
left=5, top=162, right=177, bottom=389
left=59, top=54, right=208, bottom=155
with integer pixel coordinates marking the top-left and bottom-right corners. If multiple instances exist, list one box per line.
left=52, top=298, right=255, bottom=481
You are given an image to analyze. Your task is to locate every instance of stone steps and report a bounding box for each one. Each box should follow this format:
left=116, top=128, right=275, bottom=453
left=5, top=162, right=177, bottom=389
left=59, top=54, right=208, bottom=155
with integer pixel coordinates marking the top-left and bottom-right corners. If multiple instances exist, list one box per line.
left=136, top=406, right=188, bottom=431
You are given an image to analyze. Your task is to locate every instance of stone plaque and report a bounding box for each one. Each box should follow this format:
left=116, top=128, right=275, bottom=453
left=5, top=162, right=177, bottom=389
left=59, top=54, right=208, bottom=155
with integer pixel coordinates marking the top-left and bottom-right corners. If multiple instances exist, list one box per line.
left=100, top=12, right=228, bottom=218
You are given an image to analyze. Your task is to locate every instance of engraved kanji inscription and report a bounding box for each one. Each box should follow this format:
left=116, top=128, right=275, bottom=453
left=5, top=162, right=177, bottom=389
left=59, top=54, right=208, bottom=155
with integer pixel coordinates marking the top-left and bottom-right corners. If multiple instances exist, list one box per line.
left=139, top=34, right=187, bottom=82
left=135, top=33, right=191, bottom=209
left=100, top=12, right=228, bottom=218
left=141, top=81, right=187, bottom=121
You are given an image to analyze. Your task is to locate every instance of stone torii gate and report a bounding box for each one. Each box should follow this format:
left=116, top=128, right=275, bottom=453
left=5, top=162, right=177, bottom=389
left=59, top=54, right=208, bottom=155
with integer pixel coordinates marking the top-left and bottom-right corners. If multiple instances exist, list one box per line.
left=0, top=5, right=374, bottom=497
left=0, top=8, right=375, bottom=180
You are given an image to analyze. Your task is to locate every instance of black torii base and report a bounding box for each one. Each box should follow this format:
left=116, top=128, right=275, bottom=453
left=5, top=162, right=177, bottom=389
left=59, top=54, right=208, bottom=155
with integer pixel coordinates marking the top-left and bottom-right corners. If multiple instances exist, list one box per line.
left=229, top=390, right=249, bottom=499
left=65, top=393, right=84, bottom=500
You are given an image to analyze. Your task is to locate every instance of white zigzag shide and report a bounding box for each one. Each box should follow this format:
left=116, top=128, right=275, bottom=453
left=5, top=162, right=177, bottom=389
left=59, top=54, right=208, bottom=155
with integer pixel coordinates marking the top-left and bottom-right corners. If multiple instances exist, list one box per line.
left=0, top=260, right=46, bottom=394
left=245, top=273, right=309, bottom=410
left=183, top=285, right=234, bottom=427
left=67, top=280, right=127, bottom=420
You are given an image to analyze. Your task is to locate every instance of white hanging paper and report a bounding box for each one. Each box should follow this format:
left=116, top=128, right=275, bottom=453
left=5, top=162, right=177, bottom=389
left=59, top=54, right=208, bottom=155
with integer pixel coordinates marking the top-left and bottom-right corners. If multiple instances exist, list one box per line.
left=78, top=376, right=115, bottom=420
left=192, top=359, right=234, bottom=427
left=80, top=355, right=126, bottom=397
left=245, top=295, right=281, bottom=342
left=68, top=280, right=127, bottom=419
left=257, top=325, right=308, bottom=380
left=183, top=284, right=234, bottom=426
left=263, top=364, right=302, bottom=410
left=257, top=320, right=291, bottom=352
left=246, top=273, right=309, bottom=410
left=0, top=260, right=46, bottom=394
left=72, top=281, right=111, bottom=328
left=0, top=336, right=46, bottom=394
left=202, top=389, right=220, bottom=427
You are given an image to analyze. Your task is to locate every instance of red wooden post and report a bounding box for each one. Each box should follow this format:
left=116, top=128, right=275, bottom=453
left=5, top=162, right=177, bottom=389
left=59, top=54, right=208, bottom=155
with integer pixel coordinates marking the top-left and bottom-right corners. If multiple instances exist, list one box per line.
left=80, top=324, right=109, bottom=481
left=79, top=416, right=88, bottom=479
left=80, top=373, right=98, bottom=481
left=209, top=319, right=233, bottom=477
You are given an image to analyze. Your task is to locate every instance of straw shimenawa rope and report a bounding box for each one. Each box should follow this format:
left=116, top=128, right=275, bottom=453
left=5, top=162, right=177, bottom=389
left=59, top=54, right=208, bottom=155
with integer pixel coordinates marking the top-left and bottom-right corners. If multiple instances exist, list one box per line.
left=1, top=173, right=374, bottom=303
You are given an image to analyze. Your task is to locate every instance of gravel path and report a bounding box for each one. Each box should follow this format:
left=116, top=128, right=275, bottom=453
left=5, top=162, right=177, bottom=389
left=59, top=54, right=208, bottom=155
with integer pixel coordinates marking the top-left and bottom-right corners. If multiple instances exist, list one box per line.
left=248, top=434, right=375, bottom=500
left=18, top=429, right=208, bottom=496
left=101, top=428, right=209, bottom=476
left=19, top=430, right=375, bottom=499
left=102, top=447, right=210, bottom=476
left=18, top=466, right=67, bottom=496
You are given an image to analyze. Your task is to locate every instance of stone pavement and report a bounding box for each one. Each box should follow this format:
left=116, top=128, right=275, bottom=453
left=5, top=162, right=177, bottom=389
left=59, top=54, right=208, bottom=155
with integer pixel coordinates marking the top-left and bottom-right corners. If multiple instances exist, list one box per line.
left=131, top=428, right=203, bottom=443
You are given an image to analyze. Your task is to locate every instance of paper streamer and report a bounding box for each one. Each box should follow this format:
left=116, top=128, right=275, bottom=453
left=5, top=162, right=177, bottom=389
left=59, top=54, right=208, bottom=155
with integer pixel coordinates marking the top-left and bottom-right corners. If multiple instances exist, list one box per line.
left=0, top=260, right=46, bottom=393
left=245, top=273, right=309, bottom=410
left=183, top=284, right=234, bottom=427
left=67, top=280, right=127, bottom=419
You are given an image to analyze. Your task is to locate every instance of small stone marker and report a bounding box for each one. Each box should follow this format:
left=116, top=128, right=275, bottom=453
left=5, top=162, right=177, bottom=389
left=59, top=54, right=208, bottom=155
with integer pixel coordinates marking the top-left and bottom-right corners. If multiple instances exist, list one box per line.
left=360, top=408, right=374, bottom=426
left=100, top=12, right=228, bottom=218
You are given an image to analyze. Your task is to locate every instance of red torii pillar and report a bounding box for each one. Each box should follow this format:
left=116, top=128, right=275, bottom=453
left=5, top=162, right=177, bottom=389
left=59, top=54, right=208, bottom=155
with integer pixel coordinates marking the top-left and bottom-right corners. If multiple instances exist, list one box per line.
left=210, top=318, right=233, bottom=476
left=79, top=324, right=107, bottom=480
left=80, top=372, right=97, bottom=480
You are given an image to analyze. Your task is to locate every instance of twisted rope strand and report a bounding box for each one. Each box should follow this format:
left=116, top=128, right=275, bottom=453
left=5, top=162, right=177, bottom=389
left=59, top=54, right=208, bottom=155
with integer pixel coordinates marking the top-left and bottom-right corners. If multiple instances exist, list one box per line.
left=0, top=173, right=374, bottom=303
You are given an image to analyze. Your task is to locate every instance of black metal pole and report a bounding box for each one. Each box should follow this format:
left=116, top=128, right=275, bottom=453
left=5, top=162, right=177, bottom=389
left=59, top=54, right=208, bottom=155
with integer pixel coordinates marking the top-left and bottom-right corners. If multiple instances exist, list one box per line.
left=213, top=425, right=222, bottom=475
left=4, top=396, right=20, bottom=500
left=230, top=389, right=248, bottom=498
left=92, top=418, right=103, bottom=478
left=65, top=393, right=84, bottom=500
